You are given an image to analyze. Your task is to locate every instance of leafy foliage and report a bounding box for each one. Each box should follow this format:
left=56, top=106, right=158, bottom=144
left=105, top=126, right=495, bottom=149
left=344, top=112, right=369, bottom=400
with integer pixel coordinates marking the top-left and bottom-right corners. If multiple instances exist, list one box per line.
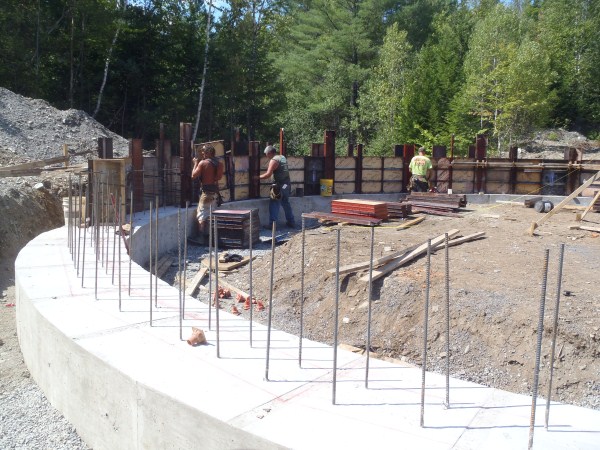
left=0, top=0, right=598, bottom=152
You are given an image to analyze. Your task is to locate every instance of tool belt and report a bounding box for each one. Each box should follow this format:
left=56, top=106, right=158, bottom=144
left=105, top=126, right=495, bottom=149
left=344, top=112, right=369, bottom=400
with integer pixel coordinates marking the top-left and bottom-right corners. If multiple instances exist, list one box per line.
left=269, top=183, right=282, bottom=200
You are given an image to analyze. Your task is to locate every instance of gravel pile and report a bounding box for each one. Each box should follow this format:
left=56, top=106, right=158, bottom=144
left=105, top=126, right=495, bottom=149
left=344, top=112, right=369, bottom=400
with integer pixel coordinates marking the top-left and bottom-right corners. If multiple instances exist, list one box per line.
left=0, top=87, right=128, bottom=167
left=0, top=381, right=88, bottom=450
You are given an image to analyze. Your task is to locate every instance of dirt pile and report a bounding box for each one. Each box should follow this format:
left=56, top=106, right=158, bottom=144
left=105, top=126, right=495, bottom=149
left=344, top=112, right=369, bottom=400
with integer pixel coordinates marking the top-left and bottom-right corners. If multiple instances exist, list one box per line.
left=213, top=205, right=600, bottom=410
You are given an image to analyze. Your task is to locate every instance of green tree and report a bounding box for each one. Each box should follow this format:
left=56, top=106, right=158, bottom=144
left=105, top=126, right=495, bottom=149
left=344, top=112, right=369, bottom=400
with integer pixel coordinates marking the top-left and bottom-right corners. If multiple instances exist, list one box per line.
left=358, top=23, right=412, bottom=155
left=396, top=5, right=472, bottom=149
left=275, top=0, right=393, bottom=153
left=537, top=0, right=600, bottom=130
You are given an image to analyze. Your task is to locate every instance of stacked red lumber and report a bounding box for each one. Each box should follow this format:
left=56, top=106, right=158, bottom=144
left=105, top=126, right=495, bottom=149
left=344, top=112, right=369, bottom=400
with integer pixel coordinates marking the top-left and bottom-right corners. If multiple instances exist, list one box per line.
left=331, top=199, right=388, bottom=219
left=302, top=211, right=382, bottom=226
left=385, top=202, right=412, bottom=219
left=403, top=192, right=466, bottom=217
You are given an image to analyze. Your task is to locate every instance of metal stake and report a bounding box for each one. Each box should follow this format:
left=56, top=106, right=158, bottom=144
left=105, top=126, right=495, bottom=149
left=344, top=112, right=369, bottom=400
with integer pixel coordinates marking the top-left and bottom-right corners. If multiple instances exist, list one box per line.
left=183, top=201, right=189, bottom=317
left=77, top=173, right=83, bottom=276
left=298, top=215, right=305, bottom=365
left=545, top=243, right=565, bottom=429
left=420, top=239, right=432, bottom=427
left=365, top=224, right=375, bottom=387
left=117, top=190, right=122, bottom=311
left=444, top=233, right=450, bottom=408
left=265, top=221, right=276, bottom=380
left=149, top=201, right=153, bottom=326
left=81, top=178, right=88, bottom=287
left=249, top=212, right=254, bottom=346
left=214, top=217, right=221, bottom=358
left=208, top=206, right=213, bottom=330
left=128, top=189, right=133, bottom=296
left=177, top=206, right=182, bottom=340
left=154, top=195, right=159, bottom=307
left=332, top=226, right=341, bottom=404
left=111, top=192, right=117, bottom=284
left=528, top=249, right=550, bottom=450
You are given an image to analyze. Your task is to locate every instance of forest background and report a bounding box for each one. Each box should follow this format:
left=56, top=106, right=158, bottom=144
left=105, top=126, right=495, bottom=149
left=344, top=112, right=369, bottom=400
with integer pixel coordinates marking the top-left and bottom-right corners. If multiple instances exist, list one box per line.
left=1, top=0, right=599, bottom=157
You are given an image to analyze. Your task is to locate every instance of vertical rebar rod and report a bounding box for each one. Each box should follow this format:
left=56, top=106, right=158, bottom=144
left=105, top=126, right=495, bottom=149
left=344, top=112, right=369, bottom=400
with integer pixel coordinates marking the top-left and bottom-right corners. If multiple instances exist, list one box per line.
left=528, top=249, right=550, bottom=450
left=332, top=226, right=341, bottom=404
left=128, top=189, right=133, bottom=296
left=249, top=212, right=254, bottom=346
left=298, top=215, right=305, bottom=365
left=178, top=206, right=183, bottom=340
left=365, top=225, right=375, bottom=387
left=68, top=175, right=72, bottom=255
left=444, top=233, right=450, bottom=408
left=214, top=218, right=221, bottom=358
left=117, top=190, right=122, bottom=311
left=154, top=195, right=159, bottom=308
left=111, top=193, right=117, bottom=284
left=81, top=179, right=88, bottom=287
left=77, top=174, right=83, bottom=276
left=104, top=179, right=110, bottom=272
left=94, top=175, right=100, bottom=300
left=420, top=239, right=432, bottom=427
left=149, top=201, right=153, bottom=326
left=265, top=221, right=276, bottom=381
left=183, top=201, right=189, bottom=317
left=208, top=206, right=213, bottom=330
left=545, top=243, right=565, bottom=429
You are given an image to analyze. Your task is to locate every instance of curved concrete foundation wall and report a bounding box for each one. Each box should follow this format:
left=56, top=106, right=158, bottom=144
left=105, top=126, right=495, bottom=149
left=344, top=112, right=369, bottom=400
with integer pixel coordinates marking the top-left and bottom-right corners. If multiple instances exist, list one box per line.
left=15, top=194, right=600, bottom=450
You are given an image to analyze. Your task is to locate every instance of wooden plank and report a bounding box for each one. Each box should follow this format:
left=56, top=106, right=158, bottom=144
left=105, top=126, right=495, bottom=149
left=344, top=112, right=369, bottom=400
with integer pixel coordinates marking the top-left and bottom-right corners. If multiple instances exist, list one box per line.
left=201, top=255, right=252, bottom=271
left=359, top=229, right=460, bottom=282
left=326, top=243, right=421, bottom=275
left=153, top=256, right=173, bottom=278
left=438, top=231, right=486, bottom=248
left=569, top=224, right=600, bottom=232
left=0, top=155, right=69, bottom=172
left=185, top=267, right=208, bottom=296
left=396, top=216, right=425, bottom=230
left=578, top=191, right=600, bottom=221
left=529, top=170, right=600, bottom=235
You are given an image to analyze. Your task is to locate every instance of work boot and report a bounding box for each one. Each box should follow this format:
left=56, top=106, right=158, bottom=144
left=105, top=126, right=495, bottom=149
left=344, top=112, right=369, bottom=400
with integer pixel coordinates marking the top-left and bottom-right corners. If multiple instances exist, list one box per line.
left=285, top=221, right=297, bottom=229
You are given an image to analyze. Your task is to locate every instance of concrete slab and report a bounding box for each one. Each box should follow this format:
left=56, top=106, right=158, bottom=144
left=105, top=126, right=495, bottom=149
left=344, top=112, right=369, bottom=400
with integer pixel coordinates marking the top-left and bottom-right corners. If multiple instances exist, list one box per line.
left=15, top=211, right=600, bottom=450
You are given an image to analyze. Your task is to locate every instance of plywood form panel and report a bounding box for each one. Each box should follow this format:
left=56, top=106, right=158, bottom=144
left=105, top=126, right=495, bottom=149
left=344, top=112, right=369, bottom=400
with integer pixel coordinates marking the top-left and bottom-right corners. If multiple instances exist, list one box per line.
left=383, top=182, right=402, bottom=193
left=335, top=182, right=355, bottom=194
left=362, top=157, right=382, bottom=169
left=362, top=181, right=381, bottom=193
left=383, top=157, right=403, bottom=169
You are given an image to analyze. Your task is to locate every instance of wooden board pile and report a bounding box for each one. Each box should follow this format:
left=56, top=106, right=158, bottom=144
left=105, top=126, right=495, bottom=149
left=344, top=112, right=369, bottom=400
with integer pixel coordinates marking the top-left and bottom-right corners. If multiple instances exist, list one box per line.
left=385, top=202, right=412, bottom=219
left=402, top=192, right=467, bottom=217
left=212, top=209, right=260, bottom=248
left=331, top=199, right=389, bottom=219
left=303, top=199, right=388, bottom=226
left=326, top=229, right=486, bottom=281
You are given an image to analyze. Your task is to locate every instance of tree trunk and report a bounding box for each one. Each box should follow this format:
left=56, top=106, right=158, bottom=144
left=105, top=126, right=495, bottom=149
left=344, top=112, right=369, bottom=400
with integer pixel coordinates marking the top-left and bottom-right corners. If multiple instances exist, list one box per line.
left=192, top=1, right=213, bottom=143
left=93, top=26, right=120, bottom=118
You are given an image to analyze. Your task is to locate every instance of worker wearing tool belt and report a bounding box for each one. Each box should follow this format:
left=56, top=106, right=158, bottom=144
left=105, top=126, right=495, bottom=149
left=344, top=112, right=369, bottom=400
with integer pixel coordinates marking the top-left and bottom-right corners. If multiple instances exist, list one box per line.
left=191, top=144, right=224, bottom=244
left=408, top=146, right=433, bottom=192
left=259, top=145, right=296, bottom=229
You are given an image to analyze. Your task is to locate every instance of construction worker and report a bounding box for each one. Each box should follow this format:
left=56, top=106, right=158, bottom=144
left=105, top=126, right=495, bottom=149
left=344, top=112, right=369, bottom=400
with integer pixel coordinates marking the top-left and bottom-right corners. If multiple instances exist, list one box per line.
left=259, top=145, right=296, bottom=229
left=408, top=146, right=433, bottom=192
left=191, top=144, right=224, bottom=244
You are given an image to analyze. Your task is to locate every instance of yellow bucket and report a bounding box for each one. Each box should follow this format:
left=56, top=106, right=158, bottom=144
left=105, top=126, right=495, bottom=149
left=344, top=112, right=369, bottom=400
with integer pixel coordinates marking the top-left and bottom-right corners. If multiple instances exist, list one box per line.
left=320, top=179, right=333, bottom=196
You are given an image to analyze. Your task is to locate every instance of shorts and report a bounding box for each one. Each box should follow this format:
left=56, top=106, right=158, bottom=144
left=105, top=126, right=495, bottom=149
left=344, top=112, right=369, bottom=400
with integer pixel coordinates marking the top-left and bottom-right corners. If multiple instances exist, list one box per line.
left=196, top=191, right=218, bottom=222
